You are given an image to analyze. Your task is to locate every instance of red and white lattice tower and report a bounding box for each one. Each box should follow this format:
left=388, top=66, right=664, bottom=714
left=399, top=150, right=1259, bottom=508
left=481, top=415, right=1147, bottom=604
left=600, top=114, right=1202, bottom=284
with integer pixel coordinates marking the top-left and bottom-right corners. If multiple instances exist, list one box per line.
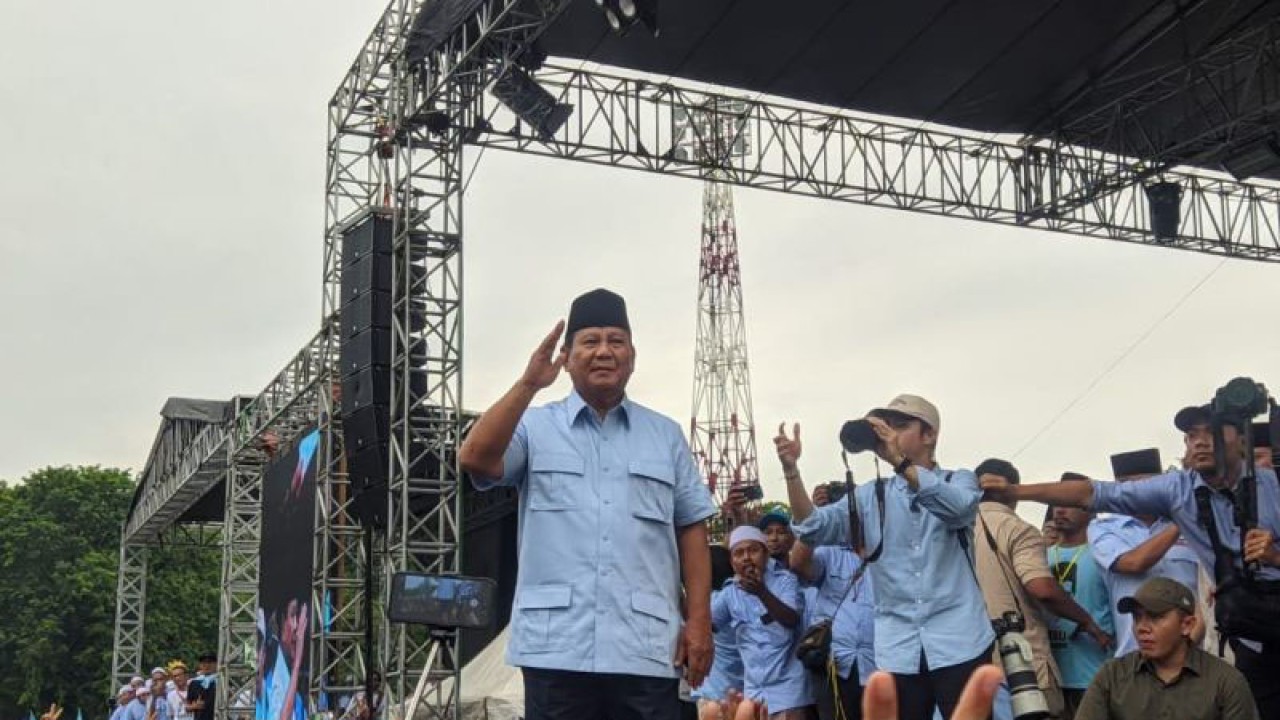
left=678, top=99, right=759, bottom=510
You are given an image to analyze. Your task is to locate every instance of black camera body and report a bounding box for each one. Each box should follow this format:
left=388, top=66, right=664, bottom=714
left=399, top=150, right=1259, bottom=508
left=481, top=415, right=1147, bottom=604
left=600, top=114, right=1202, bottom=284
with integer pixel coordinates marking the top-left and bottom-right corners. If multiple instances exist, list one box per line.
left=991, top=611, right=1050, bottom=720
left=825, top=481, right=849, bottom=504
left=839, top=419, right=879, bottom=454
left=991, top=610, right=1026, bottom=636
left=1211, top=377, right=1269, bottom=426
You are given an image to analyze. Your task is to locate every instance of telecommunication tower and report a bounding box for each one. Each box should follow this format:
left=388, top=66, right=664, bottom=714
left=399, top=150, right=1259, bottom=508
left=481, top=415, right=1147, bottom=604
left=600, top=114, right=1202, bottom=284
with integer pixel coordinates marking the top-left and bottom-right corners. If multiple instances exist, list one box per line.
left=678, top=99, right=760, bottom=515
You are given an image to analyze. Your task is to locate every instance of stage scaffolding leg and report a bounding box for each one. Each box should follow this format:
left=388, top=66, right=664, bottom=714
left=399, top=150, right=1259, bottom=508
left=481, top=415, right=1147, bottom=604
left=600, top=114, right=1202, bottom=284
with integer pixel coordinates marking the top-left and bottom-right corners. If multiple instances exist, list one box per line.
left=217, top=457, right=266, bottom=720
left=111, top=542, right=149, bottom=691
left=381, top=68, right=467, bottom=720
left=311, top=385, right=372, bottom=710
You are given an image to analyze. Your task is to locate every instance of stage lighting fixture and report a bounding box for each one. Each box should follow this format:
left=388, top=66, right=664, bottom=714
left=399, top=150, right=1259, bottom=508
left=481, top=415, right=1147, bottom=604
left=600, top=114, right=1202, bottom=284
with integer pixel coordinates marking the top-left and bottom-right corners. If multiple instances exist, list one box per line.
left=594, top=0, right=658, bottom=36
left=490, top=67, right=573, bottom=140
left=1144, top=181, right=1182, bottom=242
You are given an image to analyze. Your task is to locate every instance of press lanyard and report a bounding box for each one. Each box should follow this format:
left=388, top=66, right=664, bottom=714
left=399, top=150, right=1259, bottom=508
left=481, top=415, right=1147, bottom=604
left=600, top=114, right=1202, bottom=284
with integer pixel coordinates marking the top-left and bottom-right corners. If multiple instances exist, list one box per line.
left=1051, top=544, right=1084, bottom=584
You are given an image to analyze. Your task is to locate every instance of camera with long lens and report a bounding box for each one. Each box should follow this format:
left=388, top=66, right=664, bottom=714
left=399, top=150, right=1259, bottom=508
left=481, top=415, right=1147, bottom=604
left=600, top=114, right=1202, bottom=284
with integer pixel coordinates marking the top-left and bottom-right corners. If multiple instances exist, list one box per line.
left=991, top=611, right=1050, bottom=720
left=839, top=419, right=879, bottom=454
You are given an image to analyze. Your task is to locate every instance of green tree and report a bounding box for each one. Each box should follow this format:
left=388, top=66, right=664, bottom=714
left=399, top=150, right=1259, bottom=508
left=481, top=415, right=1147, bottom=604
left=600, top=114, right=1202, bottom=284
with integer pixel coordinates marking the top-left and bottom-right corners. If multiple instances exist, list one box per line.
left=0, top=466, right=220, bottom=720
left=0, top=467, right=133, bottom=720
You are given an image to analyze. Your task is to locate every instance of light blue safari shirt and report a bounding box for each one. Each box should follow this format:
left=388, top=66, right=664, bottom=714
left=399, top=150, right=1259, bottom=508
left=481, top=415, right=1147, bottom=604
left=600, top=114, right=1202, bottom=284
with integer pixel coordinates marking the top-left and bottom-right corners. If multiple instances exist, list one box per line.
left=473, top=391, right=717, bottom=678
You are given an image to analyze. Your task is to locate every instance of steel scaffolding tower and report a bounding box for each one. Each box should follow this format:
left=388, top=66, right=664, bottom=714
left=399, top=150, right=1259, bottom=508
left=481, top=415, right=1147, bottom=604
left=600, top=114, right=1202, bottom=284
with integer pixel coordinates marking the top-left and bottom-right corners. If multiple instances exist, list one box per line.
left=682, top=100, right=760, bottom=508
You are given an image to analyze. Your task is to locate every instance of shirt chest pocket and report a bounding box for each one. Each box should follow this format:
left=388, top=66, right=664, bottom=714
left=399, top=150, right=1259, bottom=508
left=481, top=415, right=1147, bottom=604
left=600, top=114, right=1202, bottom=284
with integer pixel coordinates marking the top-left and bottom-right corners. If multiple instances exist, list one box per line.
left=528, top=453, right=584, bottom=511
left=629, top=459, right=675, bottom=524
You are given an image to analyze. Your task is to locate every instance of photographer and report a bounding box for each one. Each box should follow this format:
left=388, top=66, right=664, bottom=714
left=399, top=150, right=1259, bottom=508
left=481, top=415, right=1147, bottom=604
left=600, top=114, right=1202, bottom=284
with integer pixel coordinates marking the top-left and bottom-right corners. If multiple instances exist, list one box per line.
left=971, top=459, right=1114, bottom=720
left=980, top=402, right=1280, bottom=719
left=780, top=395, right=995, bottom=720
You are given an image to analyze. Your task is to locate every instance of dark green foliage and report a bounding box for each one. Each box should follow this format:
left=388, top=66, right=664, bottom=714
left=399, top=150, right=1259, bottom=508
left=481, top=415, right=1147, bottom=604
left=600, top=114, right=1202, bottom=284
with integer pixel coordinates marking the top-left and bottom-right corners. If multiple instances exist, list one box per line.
left=0, top=467, right=219, bottom=720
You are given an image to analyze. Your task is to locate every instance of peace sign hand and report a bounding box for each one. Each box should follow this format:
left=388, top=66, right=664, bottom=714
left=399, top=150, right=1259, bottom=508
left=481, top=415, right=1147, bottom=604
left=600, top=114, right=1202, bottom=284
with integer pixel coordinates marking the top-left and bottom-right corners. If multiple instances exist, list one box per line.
left=773, top=423, right=802, bottom=474
left=519, top=321, right=567, bottom=391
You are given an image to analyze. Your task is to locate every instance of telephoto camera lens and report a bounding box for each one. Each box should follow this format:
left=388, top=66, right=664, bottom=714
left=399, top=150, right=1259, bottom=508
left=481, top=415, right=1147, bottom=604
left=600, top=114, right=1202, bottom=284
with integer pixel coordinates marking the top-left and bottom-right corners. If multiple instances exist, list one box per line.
left=839, top=419, right=879, bottom=454
left=994, top=620, right=1051, bottom=720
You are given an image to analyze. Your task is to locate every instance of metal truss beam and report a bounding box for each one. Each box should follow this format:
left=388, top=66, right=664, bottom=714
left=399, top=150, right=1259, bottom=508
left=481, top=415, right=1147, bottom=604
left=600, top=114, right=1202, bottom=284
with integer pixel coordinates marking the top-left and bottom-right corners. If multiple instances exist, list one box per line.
left=311, top=388, right=370, bottom=709
left=468, top=64, right=1280, bottom=262
left=381, top=67, right=468, bottom=720
left=110, top=543, right=149, bottom=692
left=324, top=3, right=573, bottom=718
left=124, top=418, right=230, bottom=544
left=214, top=327, right=331, bottom=720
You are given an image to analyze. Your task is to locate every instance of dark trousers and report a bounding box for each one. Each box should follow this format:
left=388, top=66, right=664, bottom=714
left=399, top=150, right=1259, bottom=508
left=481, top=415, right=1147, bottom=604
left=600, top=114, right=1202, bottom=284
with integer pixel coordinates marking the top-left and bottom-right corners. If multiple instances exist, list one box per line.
left=812, top=666, right=863, bottom=720
left=892, top=647, right=994, bottom=720
left=1060, top=688, right=1086, bottom=720
left=1231, top=639, right=1280, bottom=720
left=522, top=667, right=680, bottom=720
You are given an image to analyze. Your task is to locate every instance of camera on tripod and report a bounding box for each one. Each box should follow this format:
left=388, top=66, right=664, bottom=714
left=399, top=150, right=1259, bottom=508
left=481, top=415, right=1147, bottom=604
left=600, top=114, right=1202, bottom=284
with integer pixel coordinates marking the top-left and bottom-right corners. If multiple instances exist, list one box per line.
left=990, top=611, right=1050, bottom=720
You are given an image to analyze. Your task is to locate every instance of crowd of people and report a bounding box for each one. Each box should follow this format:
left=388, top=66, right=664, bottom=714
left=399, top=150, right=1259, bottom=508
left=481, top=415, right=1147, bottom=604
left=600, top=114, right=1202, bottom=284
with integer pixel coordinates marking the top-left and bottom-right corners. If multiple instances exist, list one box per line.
left=455, top=287, right=1279, bottom=720
left=108, top=656, right=217, bottom=720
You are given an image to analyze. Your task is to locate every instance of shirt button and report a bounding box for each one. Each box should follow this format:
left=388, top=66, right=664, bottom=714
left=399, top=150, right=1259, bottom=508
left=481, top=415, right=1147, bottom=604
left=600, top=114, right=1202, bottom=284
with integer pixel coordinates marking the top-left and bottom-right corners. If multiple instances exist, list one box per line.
left=604, top=466, right=611, bottom=472
left=603, top=498, right=611, bottom=505
left=603, top=536, right=610, bottom=543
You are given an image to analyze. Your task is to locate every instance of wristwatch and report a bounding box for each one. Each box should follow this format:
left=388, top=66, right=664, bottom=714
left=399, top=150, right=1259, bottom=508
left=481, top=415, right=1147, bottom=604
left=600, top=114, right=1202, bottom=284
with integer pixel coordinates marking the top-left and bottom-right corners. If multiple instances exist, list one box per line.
left=893, top=457, right=912, bottom=475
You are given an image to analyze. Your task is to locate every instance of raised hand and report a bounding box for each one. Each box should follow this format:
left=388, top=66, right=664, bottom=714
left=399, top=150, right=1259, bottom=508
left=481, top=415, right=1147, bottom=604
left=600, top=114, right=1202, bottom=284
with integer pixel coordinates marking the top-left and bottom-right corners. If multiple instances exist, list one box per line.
left=773, top=422, right=802, bottom=473
left=519, top=320, right=567, bottom=391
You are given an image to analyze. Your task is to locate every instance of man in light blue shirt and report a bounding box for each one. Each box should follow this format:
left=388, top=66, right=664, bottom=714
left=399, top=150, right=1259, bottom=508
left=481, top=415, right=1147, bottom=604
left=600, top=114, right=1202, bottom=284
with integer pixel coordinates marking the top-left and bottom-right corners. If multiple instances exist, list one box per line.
left=692, top=545, right=744, bottom=710
left=712, top=526, right=814, bottom=719
left=791, top=537, right=876, bottom=720
left=1088, top=449, right=1200, bottom=658
left=981, top=402, right=1280, bottom=720
left=780, top=394, right=995, bottom=720
left=460, top=289, right=717, bottom=720
left=111, top=686, right=135, bottom=720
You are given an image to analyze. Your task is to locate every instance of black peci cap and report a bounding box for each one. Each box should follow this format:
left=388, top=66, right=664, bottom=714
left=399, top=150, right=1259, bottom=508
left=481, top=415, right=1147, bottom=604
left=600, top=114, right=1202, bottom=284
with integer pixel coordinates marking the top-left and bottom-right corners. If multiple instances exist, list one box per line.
left=566, top=288, right=630, bottom=338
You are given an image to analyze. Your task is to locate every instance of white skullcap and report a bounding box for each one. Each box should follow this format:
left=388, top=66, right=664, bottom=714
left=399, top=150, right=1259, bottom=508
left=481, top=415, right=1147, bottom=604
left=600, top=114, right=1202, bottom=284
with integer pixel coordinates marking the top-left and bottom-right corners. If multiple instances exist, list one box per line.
left=728, top=525, right=768, bottom=550
left=136, top=686, right=151, bottom=696
left=118, top=686, right=133, bottom=696
left=151, top=667, right=166, bottom=676
left=130, top=677, right=144, bottom=686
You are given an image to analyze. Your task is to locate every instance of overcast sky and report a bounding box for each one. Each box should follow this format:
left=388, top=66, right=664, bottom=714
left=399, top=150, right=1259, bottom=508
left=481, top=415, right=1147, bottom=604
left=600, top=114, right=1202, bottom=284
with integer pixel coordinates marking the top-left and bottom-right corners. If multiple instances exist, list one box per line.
left=3, top=1, right=1279, bottom=527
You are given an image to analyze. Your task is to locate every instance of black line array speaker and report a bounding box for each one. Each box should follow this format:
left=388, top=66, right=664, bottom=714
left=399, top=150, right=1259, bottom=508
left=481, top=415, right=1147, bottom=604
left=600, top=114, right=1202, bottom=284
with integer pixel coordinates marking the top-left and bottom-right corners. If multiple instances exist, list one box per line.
left=340, top=213, right=395, bottom=527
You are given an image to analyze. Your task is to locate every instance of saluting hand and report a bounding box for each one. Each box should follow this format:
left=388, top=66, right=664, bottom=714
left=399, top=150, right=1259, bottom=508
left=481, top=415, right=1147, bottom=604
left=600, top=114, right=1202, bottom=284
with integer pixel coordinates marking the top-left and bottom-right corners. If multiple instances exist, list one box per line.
left=519, top=321, right=566, bottom=391
left=773, top=423, right=802, bottom=473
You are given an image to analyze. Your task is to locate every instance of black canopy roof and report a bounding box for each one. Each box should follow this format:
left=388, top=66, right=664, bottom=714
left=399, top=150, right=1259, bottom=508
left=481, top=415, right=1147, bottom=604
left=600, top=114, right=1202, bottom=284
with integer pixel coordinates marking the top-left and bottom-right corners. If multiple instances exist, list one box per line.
left=537, top=0, right=1280, bottom=179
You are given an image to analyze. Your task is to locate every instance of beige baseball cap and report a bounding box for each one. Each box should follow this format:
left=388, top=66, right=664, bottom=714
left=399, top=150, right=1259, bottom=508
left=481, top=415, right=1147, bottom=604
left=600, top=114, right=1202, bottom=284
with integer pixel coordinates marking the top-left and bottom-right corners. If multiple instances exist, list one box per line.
left=868, top=394, right=940, bottom=430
